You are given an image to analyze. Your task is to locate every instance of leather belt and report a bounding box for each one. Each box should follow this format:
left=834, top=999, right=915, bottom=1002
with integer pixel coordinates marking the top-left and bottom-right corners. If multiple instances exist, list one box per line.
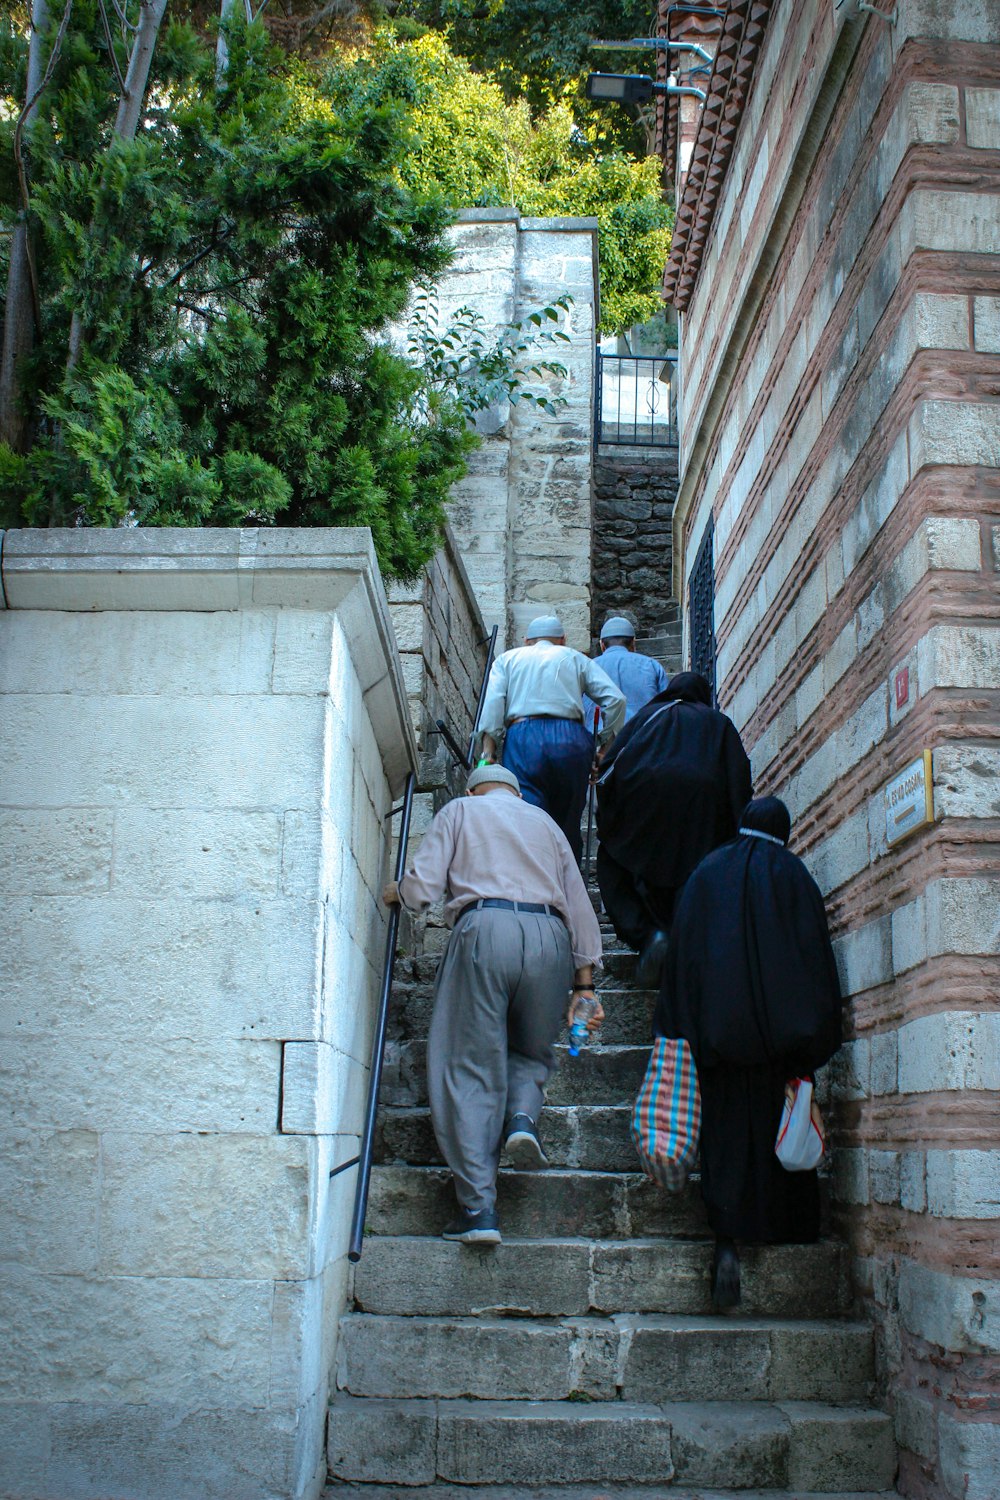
left=457, top=898, right=564, bottom=922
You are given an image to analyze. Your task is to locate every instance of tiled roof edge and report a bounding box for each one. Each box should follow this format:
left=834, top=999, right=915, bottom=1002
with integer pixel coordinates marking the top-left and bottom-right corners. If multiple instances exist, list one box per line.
left=663, top=0, right=777, bottom=312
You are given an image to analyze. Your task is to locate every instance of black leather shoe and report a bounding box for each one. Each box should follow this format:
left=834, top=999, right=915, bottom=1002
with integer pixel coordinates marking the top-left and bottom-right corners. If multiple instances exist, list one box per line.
left=711, top=1240, right=741, bottom=1309
left=503, top=1113, right=549, bottom=1170
left=442, top=1207, right=501, bottom=1245
left=635, top=928, right=670, bottom=987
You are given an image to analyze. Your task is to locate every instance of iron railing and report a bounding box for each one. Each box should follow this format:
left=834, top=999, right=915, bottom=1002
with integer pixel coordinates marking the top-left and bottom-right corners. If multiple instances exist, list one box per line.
left=346, top=768, right=415, bottom=1263
left=340, top=623, right=500, bottom=1261
left=595, top=350, right=678, bottom=448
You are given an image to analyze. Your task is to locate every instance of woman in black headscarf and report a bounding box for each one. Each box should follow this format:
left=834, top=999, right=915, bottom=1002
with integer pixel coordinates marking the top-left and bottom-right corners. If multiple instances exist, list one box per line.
left=657, top=796, right=842, bottom=1307
left=596, top=671, right=752, bottom=983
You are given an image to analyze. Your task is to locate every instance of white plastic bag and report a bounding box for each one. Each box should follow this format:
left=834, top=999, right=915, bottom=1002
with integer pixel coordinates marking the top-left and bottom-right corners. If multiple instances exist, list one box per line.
left=775, top=1078, right=824, bottom=1172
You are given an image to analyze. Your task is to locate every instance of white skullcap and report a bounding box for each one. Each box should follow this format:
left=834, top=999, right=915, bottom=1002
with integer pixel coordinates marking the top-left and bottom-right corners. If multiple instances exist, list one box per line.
left=525, top=615, right=565, bottom=640
left=600, top=616, right=636, bottom=640
left=467, top=764, right=520, bottom=793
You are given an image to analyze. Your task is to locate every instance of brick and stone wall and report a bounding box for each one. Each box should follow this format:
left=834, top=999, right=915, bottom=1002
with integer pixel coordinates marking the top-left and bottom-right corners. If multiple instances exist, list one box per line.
left=592, top=450, right=678, bottom=641
left=427, top=209, right=599, bottom=652
left=0, top=528, right=416, bottom=1500
left=669, top=3, right=1000, bottom=1495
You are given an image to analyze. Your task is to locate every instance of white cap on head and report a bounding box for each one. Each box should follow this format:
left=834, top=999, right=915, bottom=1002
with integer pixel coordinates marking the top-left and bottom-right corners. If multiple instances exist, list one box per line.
left=525, top=615, right=565, bottom=640
left=600, top=616, right=636, bottom=641
left=467, top=764, right=520, bottom=794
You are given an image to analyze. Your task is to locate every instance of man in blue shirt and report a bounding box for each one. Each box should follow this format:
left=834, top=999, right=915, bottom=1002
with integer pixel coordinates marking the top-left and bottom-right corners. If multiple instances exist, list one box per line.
left=583, top=615, right=669, bottom=729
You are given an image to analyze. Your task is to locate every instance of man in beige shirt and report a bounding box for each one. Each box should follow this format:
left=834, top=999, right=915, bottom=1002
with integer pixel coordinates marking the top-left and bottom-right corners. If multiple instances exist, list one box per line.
left=383, top=763, right=603, bottom=1244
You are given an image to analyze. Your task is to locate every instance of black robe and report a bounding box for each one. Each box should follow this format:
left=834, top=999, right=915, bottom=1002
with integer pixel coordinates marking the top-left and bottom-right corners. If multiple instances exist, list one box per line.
left=657, top=827, right=842, bottom=1243
left=596, top=677, right=752, bottom=893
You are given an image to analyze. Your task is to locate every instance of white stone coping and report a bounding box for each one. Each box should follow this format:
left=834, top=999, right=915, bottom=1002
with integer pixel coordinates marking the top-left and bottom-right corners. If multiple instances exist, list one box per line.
left=0, top=527, right=418, bottom=794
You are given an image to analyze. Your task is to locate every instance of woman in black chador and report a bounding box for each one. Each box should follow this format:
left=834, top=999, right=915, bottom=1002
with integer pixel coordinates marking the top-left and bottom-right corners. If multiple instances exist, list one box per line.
left=657, top=796, right=842, bottom=1307
left=595, top=671, right=752, bottom=984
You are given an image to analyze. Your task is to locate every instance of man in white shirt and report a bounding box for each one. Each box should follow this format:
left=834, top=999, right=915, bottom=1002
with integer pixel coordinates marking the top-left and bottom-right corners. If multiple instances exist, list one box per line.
left=478, top=614, right=626, bottom=859
left=383, top=764, right=603, bottom=1244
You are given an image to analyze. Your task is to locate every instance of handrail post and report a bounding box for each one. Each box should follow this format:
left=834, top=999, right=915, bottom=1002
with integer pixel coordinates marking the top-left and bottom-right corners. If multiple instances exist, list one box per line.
left=348, top=769, right=415, bottom=1263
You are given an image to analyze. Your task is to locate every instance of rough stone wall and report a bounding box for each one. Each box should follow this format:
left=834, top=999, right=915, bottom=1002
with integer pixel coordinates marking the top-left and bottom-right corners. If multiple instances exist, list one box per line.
left=388, top=524, right=487, bottom=791
left=0, top=528, right=416, bottom=1500
left=387, top=523, right=489, bottom=900
left=670, top=3, right=1000, bottom=1495
left=592, top=450, right=678, bottom=640
left=429, top=209, right=599, bottom=652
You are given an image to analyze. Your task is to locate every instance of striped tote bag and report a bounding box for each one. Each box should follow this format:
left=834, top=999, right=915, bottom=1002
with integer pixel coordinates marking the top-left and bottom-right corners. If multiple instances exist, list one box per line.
left=630, top=1036, right=702, bottom=1192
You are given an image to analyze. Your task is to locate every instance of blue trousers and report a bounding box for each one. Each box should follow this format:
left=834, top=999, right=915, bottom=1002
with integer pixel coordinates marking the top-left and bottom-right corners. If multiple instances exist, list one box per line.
left=503, top=717, right=594, bottom=860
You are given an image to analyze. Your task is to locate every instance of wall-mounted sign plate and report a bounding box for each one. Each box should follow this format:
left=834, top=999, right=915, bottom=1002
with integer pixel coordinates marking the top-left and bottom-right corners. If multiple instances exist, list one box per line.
left=884, top=749, right=934, bottom=847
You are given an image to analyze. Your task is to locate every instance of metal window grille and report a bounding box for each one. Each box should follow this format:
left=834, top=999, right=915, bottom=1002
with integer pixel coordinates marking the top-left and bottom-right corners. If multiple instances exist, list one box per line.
left=594, top=351, right=678, bottom=448
left=688, top=521, right=716, bottom=700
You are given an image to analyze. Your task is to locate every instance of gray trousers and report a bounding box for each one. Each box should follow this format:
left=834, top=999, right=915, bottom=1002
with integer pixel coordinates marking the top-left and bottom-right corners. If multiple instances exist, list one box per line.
left=427, top=907, right=573, bottom=1215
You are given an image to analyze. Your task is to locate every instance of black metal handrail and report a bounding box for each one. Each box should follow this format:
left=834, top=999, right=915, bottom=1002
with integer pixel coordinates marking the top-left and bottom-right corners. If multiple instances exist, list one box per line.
left=346, top=768, right=415, bottom=1263
left=594, top=350, right=679, bottom=448
left=466, top=624, right=499, bottom=768
left=427, top=624, right=499, bottom=772
left=341, top=623, right=499, bottom=1261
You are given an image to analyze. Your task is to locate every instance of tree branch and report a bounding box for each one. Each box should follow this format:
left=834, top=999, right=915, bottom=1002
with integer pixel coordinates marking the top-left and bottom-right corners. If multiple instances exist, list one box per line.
left=97, top=0, right=128, bottom=96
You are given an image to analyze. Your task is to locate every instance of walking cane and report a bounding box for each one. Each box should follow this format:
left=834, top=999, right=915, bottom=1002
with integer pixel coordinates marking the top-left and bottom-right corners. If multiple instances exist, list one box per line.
left=583, top=708, right=600, bottom=882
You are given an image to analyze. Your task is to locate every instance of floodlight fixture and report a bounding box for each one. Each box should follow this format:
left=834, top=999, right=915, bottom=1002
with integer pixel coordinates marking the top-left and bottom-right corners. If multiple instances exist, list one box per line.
left=586, top=71, right=707, bottom=104
left=585, top=72, right=656, bottom=103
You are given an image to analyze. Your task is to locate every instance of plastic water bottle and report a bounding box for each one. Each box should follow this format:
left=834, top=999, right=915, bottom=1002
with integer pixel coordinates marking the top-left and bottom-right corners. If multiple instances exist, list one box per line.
left=568, top=995, right=601, bottom=1057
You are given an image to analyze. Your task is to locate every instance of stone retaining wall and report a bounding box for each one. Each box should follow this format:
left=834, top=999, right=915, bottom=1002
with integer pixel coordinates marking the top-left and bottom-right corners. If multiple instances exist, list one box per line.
left=592, top=450, right=678, bottom=640
left=670, top=2, right=1000, bottom=1495
left=388, top=523, right=488, bottom=802
left=0, top=528, right=416, bottom=1500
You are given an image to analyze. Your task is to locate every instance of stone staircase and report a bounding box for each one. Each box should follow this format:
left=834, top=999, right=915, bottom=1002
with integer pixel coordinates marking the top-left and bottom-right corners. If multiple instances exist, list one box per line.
left=635, top=612, right=683, bottom=681
left=325, top=904, right=896, bottom=1497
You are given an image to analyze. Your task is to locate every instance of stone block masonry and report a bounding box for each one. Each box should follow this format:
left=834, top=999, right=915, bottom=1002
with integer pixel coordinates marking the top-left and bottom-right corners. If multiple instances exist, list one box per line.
left=387, top=524, right=488, bottom=803
left=592, top=449, right=679, bottom=640
left=0, top=528, right=417, bottom=1500
left=667, top=1, right=1000, bottom=1496
left=426, top=210, right=599, bottom=653
left=386, top=526, right=489, bottom=953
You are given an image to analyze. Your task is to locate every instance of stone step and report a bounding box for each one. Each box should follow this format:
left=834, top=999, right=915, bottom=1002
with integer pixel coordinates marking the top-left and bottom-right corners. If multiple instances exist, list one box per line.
left=337, top=1312, right=874, bottom=1404
left=381, top=1042, right=651, bottom=1109
left=327, top=1395, right=896, bottom=1491
left=351, top=1236, right=851, bottom=1320
left=325, top=1489, right=895, bottom=1500
left=368, top=1164, right=708, bottom=1239
left=376, top=1103, right=639, bottom=1172
left=388, top=981, right=655, bottom=1046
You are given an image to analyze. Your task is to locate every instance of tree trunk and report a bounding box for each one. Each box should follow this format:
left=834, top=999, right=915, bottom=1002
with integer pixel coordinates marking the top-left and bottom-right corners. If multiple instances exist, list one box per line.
left=215, top=0, right=239, bottom=80
left=114, top=0, right=169, bottom=139
left=66, top=0, right=170, bottom=372
left=0, top=0, right=51, bottom=452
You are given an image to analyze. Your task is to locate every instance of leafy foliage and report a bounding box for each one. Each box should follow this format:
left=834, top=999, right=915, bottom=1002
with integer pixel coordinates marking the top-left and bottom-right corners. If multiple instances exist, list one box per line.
left=326, top=31, right=673, bottom=334
left=392, top=0, right=655, bottom=139
left=409, top=288, right=573, bottom=420
left=0, top=5, right=479, bottom=576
